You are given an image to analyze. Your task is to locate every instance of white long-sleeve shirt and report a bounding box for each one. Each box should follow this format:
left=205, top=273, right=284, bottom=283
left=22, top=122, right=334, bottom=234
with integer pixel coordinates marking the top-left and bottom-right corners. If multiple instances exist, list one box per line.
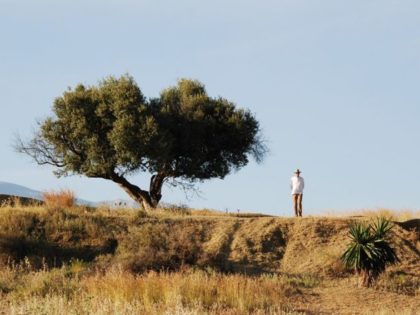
left=290, top=175, right=304, bottom=195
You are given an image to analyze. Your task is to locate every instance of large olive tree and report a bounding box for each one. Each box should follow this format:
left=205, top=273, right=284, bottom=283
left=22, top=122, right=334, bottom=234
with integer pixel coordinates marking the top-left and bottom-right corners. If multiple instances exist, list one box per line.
left=16, top=75, right=266, bottom=210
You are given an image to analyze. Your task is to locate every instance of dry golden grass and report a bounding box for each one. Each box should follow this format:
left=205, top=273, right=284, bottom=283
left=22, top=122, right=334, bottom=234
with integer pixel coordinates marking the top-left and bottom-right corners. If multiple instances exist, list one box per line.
left=190, top=208, right=228, bottom=217
left=321, top=208, right=420, bottom=222
left=0, top=205, right=418, bottom=314
left=0, top=264, right=307, bottom=315
left=83, top=268, right=305, bottom=311
left=42, top=189, right=76, bottom=209
left=0, top=263, right=417, bottom=315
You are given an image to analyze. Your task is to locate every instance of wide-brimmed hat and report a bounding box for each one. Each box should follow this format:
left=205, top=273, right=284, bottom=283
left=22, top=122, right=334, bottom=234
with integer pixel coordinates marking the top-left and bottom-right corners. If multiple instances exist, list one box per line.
left=294, top=169, right=301, bottom=174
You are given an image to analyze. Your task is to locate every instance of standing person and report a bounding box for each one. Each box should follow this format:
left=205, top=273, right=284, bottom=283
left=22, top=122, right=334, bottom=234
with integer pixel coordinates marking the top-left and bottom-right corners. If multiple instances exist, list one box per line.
left=290, top=169, right=304, bottom=217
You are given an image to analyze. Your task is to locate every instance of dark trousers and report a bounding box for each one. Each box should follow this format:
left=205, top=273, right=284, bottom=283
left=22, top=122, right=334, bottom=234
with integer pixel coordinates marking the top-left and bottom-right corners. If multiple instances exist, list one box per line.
left=293, top=193, right=303, bottom=217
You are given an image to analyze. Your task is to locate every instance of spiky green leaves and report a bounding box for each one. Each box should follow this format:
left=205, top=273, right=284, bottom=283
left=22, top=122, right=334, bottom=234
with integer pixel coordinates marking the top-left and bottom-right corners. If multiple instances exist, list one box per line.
left=341, top=217, right=399, bottom=282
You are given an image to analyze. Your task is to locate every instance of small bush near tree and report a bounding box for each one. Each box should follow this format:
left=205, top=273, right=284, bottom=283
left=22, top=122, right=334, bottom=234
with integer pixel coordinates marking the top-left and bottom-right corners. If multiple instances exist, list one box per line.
left=341, top=217, right=399, bottom=287
left=42, top=189, right=75, bottom=209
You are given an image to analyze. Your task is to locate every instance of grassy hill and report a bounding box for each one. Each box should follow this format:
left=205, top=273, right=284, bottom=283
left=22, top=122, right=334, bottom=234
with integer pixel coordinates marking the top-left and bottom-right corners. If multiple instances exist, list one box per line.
left=0, top=205, right=418, bottom=314
left=0, top=194, right=43, bottom=207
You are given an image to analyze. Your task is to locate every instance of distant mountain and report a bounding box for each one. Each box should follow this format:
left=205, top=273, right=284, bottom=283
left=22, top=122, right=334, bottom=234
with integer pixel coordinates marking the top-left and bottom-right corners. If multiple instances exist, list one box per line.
left=0, top=181, right=94, bottom=206
left=0, top=181, right=138, bottom=208
left=0, top=181, right=43, bottom=200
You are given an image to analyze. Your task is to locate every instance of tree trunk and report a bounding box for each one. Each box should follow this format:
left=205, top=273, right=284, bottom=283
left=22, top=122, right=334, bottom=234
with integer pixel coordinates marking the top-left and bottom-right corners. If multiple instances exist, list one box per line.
left=150, top=173, right=165, bottom=206
left=359, top=269, right=373, bottom=287
left=109, top=173, right=155, bottom=211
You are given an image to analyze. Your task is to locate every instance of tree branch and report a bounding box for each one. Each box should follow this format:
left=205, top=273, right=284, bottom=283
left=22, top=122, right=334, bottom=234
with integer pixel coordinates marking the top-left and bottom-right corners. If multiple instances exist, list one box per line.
left=14, top=133, right=65, bottom=168
left=165, top=177, right=203, bottom=201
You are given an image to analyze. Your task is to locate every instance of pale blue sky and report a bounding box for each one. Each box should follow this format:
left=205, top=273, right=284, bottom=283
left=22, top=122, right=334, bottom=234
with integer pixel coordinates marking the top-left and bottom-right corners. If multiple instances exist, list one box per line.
left=1, top=0, right=419, bottom=215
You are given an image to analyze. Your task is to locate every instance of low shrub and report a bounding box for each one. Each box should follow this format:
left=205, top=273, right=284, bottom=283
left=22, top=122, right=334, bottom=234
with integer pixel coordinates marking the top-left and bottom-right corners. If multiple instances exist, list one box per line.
left=42, top=190, right=75, bottom=209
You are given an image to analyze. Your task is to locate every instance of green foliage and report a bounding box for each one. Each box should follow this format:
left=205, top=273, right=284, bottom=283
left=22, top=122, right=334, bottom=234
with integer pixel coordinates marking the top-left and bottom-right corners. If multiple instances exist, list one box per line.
left=38, top=75, right=156, bottom=177
left=149, top=78, right=265, bottom=179
left=341, top=217, right=399, bottom=286
left=16, top=75, right=266, bottom=208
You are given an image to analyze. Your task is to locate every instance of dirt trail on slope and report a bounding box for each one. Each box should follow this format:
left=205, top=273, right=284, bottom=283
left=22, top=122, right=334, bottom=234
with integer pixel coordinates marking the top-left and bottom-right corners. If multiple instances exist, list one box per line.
left=202, top=216, right=419, bottom=277
left=274, top=217, right=419, bottom=314
left=200, top=216, right=420, bottom=314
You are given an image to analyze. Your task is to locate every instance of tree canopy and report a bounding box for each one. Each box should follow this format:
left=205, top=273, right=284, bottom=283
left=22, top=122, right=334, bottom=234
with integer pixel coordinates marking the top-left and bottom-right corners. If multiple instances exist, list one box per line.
left=16, top=75, right=266, bottom=209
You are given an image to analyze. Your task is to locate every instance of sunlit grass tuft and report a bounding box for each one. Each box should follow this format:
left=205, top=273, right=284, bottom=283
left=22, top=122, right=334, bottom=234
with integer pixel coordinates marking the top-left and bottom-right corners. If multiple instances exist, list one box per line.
left=42, top=189, right=75, bottom=209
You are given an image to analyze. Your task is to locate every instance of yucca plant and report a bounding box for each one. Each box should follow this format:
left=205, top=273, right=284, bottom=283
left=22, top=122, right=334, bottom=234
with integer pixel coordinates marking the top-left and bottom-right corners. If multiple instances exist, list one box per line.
left=341, top=217, right=399, bottom=287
